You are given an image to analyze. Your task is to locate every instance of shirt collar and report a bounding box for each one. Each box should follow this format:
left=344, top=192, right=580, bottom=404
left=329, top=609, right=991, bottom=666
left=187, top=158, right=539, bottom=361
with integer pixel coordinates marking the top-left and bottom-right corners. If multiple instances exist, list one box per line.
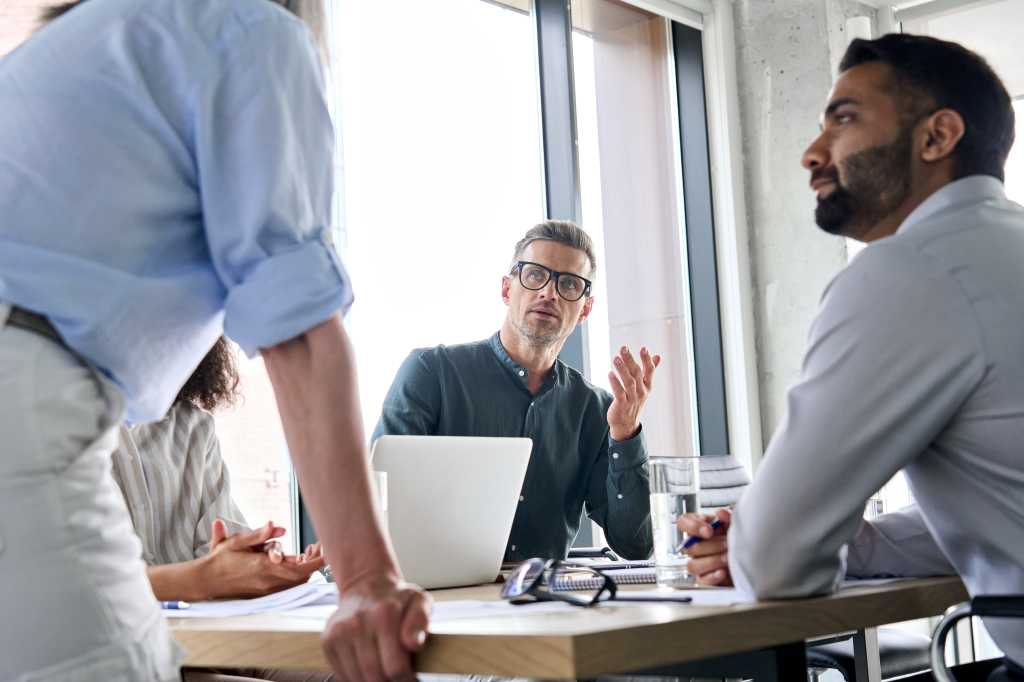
left=488, top=331, right=560, bottom=393
left=897, top=175, right=1006, bottom=235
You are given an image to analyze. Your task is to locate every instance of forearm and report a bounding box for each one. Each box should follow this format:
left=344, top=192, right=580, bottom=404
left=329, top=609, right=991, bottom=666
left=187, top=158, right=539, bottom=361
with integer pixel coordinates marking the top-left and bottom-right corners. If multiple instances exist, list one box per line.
left=263, top=316, right=399, bottom=588
left=846, top=506, right=955, bottom=578
left=147, top=561, right=208, bottom=602
left=595, top=435, right=653, bottom=559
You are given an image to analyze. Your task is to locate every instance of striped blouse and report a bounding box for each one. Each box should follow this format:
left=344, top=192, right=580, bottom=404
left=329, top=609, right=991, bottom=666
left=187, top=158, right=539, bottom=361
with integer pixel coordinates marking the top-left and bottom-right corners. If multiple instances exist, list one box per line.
left=111, top=402, right=249, bottom=566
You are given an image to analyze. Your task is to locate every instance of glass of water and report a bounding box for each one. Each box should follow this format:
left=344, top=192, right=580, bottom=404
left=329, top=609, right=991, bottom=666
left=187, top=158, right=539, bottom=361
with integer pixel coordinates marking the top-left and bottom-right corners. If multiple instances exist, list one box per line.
left=648, top=456, right=701, bottom=588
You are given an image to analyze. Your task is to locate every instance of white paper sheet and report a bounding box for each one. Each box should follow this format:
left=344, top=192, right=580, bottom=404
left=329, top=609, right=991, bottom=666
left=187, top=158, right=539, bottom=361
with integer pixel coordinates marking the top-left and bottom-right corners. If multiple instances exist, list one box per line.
left=165, top=582, right=337, bottom=618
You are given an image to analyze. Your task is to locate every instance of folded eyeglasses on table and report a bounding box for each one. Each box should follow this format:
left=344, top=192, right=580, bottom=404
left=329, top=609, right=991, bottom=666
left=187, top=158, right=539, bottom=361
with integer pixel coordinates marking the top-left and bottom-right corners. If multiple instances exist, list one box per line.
left=501, top=558, right=693, bottom=607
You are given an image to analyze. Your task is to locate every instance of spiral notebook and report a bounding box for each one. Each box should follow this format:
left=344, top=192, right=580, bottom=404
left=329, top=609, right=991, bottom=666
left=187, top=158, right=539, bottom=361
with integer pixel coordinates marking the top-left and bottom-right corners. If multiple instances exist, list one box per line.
left=548, top=566, right=658, bottom=592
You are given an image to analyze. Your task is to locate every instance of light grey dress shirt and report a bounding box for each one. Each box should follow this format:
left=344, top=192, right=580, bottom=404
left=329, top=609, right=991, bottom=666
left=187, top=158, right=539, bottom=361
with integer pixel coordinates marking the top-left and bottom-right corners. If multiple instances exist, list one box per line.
left=729, top=176, right=1024, bottom=664
left=112, top=403, right=248, bottom=565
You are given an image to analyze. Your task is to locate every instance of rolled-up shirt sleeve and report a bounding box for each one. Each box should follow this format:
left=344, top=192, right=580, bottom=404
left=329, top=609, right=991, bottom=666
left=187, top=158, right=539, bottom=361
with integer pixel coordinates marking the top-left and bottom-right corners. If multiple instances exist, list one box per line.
left=193, top=13, right=352, bottom=355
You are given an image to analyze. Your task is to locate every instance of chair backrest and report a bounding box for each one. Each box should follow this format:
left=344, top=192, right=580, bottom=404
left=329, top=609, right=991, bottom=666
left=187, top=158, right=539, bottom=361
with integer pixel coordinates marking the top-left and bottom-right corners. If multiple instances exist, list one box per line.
left=699, top=454, right=750, bottom=509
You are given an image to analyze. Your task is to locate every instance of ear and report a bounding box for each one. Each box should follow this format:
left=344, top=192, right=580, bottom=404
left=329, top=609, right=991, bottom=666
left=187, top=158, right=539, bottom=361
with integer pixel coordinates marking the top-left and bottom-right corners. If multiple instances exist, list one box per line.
left=577, top=296, right=594, bottom=326
left=501, top=275, right=512, bottom=306
left=920, top=108, right=966, bottom=165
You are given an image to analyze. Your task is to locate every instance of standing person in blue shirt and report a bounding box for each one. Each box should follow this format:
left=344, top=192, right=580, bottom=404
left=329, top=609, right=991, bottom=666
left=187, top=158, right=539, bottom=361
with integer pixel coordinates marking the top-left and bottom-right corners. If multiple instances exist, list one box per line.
left=0, top=1, right=428, bottom=681
left=374, top=221, right=661, bottom=561
left=679, top=34, right=1023, bottom=682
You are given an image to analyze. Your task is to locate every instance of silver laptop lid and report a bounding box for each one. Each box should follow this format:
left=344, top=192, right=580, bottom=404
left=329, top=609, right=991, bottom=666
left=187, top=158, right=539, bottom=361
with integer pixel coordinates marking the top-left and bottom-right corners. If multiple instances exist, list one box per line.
left=370, top=435, right=532, bottom=590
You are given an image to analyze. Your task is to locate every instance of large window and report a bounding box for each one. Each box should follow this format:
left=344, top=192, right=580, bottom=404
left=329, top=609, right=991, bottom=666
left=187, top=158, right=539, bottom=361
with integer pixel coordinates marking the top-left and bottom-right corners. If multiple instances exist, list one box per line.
left=213, top=0, right=720, bottom=554
left=330, top=0, right=546, bottom=433
left=572, top=0, right=697, bottom=461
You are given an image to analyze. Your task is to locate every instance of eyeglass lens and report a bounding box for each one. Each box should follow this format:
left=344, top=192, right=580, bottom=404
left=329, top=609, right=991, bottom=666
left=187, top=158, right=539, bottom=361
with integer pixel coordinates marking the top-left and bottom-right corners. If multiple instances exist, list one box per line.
left=500, top=558, right=548, bottom=599
left=518, top=263, right=587, bottom=301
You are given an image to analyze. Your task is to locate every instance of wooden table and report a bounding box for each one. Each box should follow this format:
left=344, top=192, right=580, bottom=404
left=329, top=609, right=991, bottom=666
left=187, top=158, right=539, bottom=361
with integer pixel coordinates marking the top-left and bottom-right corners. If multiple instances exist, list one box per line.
left=171, top=577, right=967, bottom=680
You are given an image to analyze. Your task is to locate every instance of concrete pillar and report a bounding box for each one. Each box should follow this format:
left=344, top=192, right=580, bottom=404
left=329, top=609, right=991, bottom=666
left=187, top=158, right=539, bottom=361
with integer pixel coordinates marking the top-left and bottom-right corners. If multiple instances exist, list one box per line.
left=730, top=0, right=876, bottom=439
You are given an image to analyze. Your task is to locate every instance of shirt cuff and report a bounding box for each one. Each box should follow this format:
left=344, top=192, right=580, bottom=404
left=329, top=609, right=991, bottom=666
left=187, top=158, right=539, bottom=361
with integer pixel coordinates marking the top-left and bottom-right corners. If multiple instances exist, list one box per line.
left=223, top=235, right=354, bottom=356
left=608, top=426, right=646, bottom=472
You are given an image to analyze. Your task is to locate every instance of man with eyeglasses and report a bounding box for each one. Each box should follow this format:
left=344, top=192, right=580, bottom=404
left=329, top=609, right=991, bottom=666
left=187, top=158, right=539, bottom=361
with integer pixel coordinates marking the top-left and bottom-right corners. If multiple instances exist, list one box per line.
left=374, top=220, right=660, bottom=561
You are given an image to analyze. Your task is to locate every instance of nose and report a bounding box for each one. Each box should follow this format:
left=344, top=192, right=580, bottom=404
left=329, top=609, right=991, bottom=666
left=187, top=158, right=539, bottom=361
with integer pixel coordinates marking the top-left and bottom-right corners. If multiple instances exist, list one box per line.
left=802, top=131, right=830, bottom=172
left=537, top=277, right=558, bottom=300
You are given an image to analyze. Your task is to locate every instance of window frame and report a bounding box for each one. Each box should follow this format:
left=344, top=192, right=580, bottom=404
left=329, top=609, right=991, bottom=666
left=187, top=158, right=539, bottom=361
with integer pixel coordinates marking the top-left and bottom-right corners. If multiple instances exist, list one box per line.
left=297, top=0, right=755, bottom=547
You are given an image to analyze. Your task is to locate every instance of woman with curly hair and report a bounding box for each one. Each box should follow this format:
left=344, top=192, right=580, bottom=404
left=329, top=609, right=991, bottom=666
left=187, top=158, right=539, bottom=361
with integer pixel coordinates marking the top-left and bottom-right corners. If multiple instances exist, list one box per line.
left=113, top=338, right=333, bottom=682
left=112, top=336, right=325, bottom=602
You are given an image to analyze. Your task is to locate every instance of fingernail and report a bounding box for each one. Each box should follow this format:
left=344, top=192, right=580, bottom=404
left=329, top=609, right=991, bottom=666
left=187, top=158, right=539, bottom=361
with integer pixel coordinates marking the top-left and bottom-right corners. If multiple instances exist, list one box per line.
left=416, top=630, right=427, bottom=646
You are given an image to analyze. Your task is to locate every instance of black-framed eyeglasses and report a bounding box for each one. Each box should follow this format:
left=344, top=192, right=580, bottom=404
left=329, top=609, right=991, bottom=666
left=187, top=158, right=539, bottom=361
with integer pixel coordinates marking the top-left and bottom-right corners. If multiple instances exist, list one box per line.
left=500, top=558, right=694, bottom=607
left=513, top=261, right=593, bottom=302
left=501, top=558, right=615, bottom=607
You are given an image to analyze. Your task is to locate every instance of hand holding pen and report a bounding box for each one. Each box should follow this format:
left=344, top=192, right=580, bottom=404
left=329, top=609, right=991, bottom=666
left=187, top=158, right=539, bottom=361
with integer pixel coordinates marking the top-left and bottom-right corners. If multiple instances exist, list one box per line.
left=676, top=508, right=733, bottom=587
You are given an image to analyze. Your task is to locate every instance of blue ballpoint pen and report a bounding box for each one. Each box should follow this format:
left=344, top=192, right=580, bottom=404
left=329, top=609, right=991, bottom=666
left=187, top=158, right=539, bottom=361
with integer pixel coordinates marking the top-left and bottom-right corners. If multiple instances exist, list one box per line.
left=679, top=519, right=723, bottom=551
left=160, top=600, right=191, bottom=610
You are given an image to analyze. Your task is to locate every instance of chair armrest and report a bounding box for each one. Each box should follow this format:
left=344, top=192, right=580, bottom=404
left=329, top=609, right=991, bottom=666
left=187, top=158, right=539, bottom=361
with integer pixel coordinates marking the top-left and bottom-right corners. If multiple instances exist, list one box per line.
left=970, top=596, right=1024, bottom=618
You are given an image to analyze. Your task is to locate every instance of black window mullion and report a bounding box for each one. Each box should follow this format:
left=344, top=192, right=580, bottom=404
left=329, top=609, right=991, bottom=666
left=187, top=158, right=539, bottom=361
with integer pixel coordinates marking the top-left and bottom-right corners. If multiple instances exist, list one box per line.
left=672, top=21, right=729, bottom=456
left=534, top=0, right=585, bottom=375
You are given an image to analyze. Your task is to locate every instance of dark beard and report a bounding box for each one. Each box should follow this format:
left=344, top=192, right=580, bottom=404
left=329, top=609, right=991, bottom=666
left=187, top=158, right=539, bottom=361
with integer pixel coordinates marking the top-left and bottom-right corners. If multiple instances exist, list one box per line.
left=814, top=130, right=914, bottom=239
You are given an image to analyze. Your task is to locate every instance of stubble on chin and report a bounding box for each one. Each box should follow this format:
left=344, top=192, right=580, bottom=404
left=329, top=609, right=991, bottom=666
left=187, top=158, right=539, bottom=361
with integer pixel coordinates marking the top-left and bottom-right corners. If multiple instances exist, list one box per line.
left=511, top=317, right=561, bottom=348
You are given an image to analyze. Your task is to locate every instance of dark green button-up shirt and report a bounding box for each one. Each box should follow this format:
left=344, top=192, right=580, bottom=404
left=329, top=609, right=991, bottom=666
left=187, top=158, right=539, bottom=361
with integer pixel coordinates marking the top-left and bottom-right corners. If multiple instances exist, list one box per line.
left=372, top=333, right=652, bottom=561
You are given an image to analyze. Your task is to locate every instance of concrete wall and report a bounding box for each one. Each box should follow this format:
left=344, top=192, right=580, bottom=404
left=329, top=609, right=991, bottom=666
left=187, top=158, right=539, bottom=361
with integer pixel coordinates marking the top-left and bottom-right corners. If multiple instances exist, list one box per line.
left=730, top=0, right=876, bottom=442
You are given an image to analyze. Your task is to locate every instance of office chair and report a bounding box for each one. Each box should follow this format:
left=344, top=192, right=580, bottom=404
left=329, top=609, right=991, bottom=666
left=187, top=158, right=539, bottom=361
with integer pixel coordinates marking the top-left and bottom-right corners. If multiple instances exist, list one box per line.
left=698, top=455, right=933, bottom=682
left=925, top=596, right=1024, bottom=682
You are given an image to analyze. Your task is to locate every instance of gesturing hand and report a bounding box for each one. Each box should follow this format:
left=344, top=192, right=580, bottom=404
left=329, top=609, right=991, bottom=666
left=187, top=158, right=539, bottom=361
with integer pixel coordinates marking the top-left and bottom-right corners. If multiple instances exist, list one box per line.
left=322, top=572, right=432, bottom=682
left=678, top=508, right=733, bottom=586
left=607, top=346, right=662, bottom=441
left=198, top=519, right=326, bottom=600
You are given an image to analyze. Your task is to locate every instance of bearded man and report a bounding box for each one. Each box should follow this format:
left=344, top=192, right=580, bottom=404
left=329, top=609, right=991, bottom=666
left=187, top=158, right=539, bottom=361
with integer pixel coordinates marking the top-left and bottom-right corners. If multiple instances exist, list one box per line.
left=373, top=220, right=660, bottom=561
left=679, top=33, right=1024, bottom=682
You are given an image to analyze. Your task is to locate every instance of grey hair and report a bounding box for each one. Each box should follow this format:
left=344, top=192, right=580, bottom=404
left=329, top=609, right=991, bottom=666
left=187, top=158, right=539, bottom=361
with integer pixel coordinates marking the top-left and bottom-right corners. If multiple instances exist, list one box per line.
left=511, top=220, right=597, bottom=278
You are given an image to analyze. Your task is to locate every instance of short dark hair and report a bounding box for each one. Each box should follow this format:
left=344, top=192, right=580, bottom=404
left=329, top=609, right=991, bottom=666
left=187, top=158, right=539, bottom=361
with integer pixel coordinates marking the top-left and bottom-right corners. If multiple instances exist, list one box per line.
left=839, top=33, right=1015, bottom=182
left=175, top=336, right=241, bottom=412
left=512, top=220, right=597, bottom=278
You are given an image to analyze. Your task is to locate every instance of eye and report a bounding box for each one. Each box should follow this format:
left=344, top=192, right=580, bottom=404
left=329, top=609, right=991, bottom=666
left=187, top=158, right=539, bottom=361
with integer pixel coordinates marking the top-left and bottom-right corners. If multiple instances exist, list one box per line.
left=523, top=267, right=547, bottom=285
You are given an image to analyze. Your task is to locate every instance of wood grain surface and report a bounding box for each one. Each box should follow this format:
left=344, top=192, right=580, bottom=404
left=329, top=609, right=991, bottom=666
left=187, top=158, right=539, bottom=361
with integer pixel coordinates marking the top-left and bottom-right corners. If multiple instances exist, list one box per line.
left=171, top=577, right=967, bottom=678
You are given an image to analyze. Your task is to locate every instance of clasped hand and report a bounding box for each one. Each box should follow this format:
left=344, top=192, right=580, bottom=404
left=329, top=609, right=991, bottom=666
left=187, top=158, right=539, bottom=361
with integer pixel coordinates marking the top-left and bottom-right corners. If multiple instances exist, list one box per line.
left=196, top=519, right=326, bottom=600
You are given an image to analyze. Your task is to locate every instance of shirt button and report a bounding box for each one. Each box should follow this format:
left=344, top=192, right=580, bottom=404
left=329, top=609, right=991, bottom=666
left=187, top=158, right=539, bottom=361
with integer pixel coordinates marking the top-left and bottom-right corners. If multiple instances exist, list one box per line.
left=518, top=370, right=525, bottom=377
left=611, top=452, right=619, bottom=459
left=511, top=544, right=517, bottom=551
left=519, top=495, right=525, bottom=502
left=617, top=494, right=624, bottom=500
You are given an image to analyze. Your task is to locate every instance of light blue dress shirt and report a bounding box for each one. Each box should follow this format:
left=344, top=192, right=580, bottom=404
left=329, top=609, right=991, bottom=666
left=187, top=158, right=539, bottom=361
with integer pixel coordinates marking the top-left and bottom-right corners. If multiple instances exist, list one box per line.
left=0, top=0, right=352, bottom=422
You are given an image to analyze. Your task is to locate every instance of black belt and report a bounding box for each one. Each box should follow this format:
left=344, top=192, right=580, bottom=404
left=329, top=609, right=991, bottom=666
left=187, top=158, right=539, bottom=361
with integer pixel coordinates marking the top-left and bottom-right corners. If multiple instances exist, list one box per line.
left=6, top=306, right=62, bottom=344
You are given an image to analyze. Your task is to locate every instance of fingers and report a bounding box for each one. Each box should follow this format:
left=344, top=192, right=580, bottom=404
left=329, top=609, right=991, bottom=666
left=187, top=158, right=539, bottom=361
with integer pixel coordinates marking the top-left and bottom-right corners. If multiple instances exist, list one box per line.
left=612, top=347, right=640, bottom=401
left=225, top=521, right=285, bottom=551
left=677, top=512, right=720, bottom=539
left=697, top=568, right=732, bottom=587
left=399, top=588, right=432, bottom=651
left=639, top=347, right=662, bottom=390
left=374, top=596, right=416, bottom=682
left=352, top=630, right=387, bottom=682
left=322, top=621, right=362, bottom=682
left=686, top=535, right=727, bottom=559
left=607, top=370, right=627, bottom=402
left=209, top=518, right=228, bottom=550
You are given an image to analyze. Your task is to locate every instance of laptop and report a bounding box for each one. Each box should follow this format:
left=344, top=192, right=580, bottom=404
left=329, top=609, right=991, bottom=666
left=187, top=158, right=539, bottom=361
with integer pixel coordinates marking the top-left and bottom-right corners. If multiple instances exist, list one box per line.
left=370, top=435, right=532, bottom=589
